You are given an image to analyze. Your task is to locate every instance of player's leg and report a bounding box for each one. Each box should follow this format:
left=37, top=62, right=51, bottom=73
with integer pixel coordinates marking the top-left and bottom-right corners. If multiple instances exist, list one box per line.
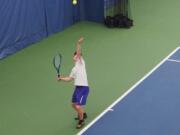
left=72, top=103, right=85, bottom=119
left=73, top=103, right=87, bottom=120
left=76, top=105, right=84, bottom=120
left=76, top=105, right=85, bottom=128
left=71, top=86, right=89, bottom=128
left=75, top=86, right=89, bottom=128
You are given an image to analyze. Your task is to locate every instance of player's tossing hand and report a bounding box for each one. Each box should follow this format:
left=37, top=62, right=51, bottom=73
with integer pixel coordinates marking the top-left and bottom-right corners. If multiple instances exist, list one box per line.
left=78, top=37, right=84, bottom=44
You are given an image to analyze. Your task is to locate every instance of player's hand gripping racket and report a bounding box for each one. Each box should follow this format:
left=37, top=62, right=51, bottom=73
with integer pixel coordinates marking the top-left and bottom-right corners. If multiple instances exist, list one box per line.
left=53, top=53, right=62, bottom=77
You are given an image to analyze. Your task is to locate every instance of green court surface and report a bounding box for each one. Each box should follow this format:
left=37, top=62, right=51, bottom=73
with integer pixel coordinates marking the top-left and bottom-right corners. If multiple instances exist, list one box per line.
left=1, top=0, right=180, bottom=135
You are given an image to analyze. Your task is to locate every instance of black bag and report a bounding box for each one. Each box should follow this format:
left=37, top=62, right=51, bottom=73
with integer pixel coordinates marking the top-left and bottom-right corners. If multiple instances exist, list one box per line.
left=114, top=14, right=124, bottom=27
left=104, top=16, right=115, bottom=28
left=123, top=18, right=133, bottom=28
left=105, top=14, right=133, bottom=28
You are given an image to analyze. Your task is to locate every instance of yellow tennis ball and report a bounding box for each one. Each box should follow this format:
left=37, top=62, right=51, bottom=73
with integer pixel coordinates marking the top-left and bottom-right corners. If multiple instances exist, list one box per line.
left=73, top=0, right=77, bottom=5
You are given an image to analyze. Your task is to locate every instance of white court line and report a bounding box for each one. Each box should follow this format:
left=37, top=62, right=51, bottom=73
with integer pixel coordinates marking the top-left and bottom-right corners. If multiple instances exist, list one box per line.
left=108, top=108, right=114, bottom=112
left=77, top=47, right=180, bottom=135
left=167, top=59, right=180, bottom=63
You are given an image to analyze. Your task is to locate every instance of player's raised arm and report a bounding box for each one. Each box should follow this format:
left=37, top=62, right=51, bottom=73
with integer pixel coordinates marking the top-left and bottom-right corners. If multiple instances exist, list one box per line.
left=76, top=37, right=84, bottom=59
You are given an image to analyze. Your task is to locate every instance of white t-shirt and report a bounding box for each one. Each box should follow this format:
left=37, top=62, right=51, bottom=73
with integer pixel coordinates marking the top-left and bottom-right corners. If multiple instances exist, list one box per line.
left=69, top=57, right=88, bottom=86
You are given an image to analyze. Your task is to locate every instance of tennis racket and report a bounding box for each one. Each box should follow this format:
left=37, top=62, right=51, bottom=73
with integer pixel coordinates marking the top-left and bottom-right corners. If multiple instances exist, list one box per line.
left=53, top=53, right=62, bottom=77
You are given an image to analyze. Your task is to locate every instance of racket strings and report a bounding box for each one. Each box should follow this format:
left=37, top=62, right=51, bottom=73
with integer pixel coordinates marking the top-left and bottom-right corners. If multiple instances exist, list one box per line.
left=53, top=54, right=62, bottom=69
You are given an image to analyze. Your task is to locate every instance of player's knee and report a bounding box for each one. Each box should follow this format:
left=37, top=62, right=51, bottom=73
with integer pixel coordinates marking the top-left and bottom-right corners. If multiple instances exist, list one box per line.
left=75, top=104, right=81, bottom=109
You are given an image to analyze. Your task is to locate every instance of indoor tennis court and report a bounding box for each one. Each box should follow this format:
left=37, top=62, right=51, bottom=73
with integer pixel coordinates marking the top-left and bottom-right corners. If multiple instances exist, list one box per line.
left=1, top=0, right=180, bottom=135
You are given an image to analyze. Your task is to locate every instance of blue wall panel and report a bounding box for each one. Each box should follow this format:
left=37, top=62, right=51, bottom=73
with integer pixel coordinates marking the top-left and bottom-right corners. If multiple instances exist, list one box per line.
left=0, top=0, right=104, bottom=59
left=44, top=0, right=73, bottom=35
left=84, top=0, right=104, bottom=22
left=0, top=0, right=47, bottom=59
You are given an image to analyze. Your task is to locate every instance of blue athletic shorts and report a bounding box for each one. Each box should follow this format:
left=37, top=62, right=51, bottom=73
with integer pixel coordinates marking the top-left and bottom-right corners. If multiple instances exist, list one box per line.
left=72, top=86, right=89, bottom=105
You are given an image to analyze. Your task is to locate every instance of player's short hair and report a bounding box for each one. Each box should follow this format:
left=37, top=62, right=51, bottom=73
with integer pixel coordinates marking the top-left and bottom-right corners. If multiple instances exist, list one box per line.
left=74, top=51, right=82, bottom=56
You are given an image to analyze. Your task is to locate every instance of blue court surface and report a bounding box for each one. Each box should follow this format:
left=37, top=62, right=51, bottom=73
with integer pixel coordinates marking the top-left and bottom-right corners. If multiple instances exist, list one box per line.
left=78, top=47, right=180, bottom=135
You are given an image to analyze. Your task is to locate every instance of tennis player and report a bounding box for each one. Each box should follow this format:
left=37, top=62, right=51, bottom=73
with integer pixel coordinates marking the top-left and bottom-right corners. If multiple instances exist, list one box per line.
left=57, top=37, right=89, bottom=129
